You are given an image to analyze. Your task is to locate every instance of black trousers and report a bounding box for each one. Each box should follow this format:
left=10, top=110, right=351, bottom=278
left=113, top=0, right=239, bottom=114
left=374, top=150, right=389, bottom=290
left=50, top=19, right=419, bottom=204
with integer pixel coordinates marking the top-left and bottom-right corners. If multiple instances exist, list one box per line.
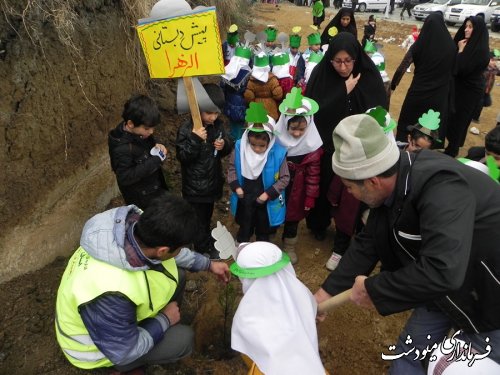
left=236, top=198, right=272, bottom=242
left=188, top=201, right=214, bottom=253
left=283, top=221, right=299, bottom=238
left=400, top=3, right=412, bottom=17
left=306, top=150, right=333, bottom=234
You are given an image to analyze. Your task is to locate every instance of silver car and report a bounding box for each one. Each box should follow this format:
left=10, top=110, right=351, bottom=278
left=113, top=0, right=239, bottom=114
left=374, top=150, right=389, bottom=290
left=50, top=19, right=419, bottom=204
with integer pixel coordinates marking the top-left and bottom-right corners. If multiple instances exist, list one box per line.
left=413, top=0, right=463, bottom=20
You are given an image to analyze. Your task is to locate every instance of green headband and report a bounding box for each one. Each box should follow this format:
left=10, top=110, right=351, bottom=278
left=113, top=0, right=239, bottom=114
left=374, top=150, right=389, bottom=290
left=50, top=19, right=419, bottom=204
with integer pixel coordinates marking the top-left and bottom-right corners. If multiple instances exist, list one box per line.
left=230, top=252, right=291, bottom=278
left=271, top=53, right=290, bottom=66
left=235, top=46, right=252, bottom=59
left=308, top=51, right=323, bottom=64
left=254, top=54, right=270, bottom=67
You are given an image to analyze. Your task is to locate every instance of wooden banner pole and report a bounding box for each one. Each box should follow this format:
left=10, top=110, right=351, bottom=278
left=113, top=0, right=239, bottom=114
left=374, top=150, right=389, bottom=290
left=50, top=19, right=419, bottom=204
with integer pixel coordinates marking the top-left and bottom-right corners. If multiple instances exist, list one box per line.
left=182, top=77, right=203, bottom=131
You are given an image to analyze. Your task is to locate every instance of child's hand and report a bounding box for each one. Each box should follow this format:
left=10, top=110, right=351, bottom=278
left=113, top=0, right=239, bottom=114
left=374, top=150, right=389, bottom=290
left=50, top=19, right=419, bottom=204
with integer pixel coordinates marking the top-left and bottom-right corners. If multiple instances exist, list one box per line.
left=213, top=138, right=225, bottom=150
left=236, top=187, right=244, bottom=198
left=256, top=192, right=269, bottom=204
left=192, top=127, right=207, bottom=141
left=150, top=144, right=168, bottom=161
left=155, top=143, right=168, bottom=155
left=209, top=261, right=231, bottom=284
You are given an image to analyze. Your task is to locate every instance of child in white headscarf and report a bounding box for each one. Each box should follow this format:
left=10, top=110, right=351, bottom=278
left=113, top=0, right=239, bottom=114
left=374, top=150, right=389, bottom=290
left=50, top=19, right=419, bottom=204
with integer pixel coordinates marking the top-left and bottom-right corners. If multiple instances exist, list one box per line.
left=275, top=88, right=323, bottom=264
left=231, top=241, right=326, bottom=375
left=227, top=102, right=290, bottom=243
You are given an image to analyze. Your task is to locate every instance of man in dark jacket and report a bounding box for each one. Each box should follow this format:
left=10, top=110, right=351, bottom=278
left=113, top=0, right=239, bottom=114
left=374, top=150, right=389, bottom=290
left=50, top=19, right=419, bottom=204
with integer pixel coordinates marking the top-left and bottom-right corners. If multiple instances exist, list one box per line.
left=315, top=114, right=500, bottom=374
left=108, top=95, right=168, bottom=209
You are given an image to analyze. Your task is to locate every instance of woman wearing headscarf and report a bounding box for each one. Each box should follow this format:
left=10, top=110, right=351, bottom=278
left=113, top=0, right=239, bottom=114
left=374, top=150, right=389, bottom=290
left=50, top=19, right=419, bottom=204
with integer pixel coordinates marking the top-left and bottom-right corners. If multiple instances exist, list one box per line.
left=320, top=8, right=357, bottom=46
left=304, top=32, right=387, bottom=250
left=391, top=12, right=456, bottom=143
left=445, top=16, right=490, bottom=157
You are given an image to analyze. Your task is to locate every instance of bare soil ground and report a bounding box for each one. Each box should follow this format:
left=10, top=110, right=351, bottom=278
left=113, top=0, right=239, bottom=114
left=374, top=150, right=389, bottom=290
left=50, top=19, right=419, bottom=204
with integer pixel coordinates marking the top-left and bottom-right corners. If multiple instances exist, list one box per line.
left=1, top=3, right=499, bottom=375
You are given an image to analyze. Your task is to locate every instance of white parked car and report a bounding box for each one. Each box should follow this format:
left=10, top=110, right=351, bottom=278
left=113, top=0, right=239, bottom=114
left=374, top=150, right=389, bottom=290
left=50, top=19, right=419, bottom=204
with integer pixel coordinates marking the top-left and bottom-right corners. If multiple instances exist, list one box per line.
left=444, top=0, right=499, bottom=26
left=413, top=0, right=462, bottom=20
left=342, top=0, right=387, bottom=12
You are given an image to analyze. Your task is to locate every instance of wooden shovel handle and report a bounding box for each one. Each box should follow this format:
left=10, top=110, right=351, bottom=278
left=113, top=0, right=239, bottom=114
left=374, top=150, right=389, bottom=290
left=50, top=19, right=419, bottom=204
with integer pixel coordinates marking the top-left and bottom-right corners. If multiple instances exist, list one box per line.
left=317, top=289, right=352, bottom=314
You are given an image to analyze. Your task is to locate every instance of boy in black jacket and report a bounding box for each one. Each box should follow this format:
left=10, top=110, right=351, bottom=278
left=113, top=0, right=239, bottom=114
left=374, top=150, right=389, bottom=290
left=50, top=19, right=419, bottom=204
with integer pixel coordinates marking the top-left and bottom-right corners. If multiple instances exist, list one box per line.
left=176, top=84, right=234, bottom=258
left=108, top=95, right=168, bottom=209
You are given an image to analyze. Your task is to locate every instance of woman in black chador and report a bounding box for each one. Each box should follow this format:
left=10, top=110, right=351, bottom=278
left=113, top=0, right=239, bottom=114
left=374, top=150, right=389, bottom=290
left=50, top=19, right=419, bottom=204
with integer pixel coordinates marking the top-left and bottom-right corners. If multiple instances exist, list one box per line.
left=391, top=12, right=456, bottom=143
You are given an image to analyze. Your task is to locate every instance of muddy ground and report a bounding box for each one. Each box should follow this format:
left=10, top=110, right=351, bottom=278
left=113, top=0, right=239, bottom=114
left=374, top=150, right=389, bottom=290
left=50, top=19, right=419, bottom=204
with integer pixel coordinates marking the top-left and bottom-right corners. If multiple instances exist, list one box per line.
left=1, top=2, right=499, bottom=375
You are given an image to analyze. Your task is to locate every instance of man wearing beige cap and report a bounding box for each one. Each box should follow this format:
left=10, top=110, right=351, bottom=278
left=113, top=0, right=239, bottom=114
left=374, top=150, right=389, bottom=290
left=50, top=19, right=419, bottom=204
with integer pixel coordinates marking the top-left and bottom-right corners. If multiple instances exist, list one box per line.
left=314, top=114, right=500, bottom=374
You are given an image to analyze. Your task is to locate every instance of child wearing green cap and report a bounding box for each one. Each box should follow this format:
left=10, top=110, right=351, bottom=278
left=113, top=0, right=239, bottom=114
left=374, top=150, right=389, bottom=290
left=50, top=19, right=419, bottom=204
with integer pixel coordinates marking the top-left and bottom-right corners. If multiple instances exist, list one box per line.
left=221, top=45, right=253, bottom=140
left=275, top=88, right=323, bottom=264
left=303, top=30, right=322, bottom=59
left=264, top=26, right=278, bottom=50
left=400, top=109, right=441, bottom=152
left=223, top=24, right=241, bottom=66
left=288, top=27, right=306, bottom=88
left=364, top=41, right=391, bottom=106
left=244, top=52, right=283, bottom=121
left=272, top=32, right=295, bottom=97
left=302, top=29, right=323, bottom=89
left=361, top=15, right=376, bottom=49
left=227, top=102, right=290, bottom=243
left=312, top=0, right=325, bottom=30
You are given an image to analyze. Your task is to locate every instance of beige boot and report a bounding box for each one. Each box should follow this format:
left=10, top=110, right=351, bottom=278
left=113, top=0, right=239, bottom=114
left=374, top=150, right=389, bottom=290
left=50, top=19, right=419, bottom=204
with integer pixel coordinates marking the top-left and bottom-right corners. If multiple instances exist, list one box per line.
left=283, top=236, right=298, bottom=264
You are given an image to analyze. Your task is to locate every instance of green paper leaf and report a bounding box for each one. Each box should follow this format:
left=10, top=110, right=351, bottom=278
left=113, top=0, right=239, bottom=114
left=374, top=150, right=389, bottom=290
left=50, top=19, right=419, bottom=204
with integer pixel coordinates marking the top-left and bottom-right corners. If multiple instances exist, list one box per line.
left=282, top=87, right=303, bottom=110
left=418, top=109, right=440, bottom=130
left=245, top=102, right=268, bottom=124
left=366, top=106, right=387, bottom=128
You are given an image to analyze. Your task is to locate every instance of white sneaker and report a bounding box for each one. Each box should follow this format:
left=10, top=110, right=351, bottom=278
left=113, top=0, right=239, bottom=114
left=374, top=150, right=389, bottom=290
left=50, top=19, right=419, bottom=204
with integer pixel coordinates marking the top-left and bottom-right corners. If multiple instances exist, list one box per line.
left=326, top=252, right=342, bottom=271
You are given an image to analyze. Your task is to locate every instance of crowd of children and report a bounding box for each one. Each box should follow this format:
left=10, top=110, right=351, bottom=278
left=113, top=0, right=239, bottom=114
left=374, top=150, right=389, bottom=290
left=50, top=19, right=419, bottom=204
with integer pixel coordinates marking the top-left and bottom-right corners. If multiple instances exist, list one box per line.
left=104, top=9, right=500, bottom=374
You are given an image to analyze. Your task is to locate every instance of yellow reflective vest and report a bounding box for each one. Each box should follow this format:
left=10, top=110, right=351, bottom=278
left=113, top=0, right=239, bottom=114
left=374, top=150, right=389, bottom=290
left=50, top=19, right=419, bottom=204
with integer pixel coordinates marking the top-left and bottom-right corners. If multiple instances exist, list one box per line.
left=55, top=247, right=178, bottom=369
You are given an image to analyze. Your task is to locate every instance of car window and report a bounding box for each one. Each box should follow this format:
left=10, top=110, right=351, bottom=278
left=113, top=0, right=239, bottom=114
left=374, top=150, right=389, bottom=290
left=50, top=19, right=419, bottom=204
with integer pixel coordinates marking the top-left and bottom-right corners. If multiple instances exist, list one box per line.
left=462, top=0, right=489, bottom=5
